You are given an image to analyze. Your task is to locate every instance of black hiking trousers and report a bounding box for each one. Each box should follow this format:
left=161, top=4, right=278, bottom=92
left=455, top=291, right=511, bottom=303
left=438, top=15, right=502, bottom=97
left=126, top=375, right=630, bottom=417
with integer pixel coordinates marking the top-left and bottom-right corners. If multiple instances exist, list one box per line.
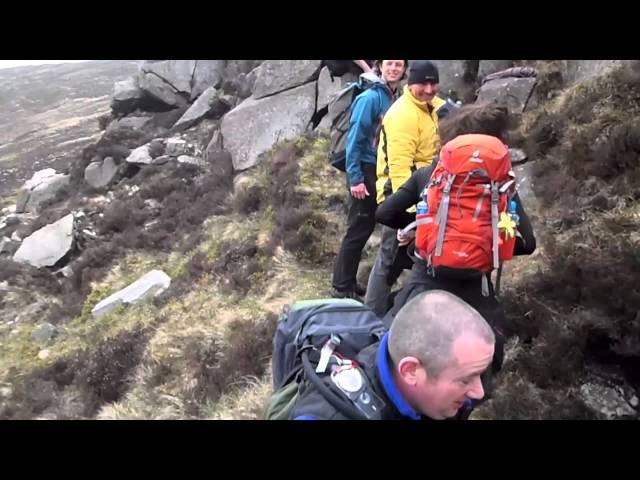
left=332, top=163, right=377, bottom=293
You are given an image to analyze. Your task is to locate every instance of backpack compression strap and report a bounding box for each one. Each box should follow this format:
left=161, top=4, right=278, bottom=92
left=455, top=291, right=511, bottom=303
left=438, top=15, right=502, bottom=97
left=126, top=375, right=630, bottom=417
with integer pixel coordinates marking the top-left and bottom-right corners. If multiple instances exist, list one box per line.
left=435, top=173, right=456, bottom=257
left=490, top=182, right=500, bottom=271
left=473, top=186, right=490, bottom=220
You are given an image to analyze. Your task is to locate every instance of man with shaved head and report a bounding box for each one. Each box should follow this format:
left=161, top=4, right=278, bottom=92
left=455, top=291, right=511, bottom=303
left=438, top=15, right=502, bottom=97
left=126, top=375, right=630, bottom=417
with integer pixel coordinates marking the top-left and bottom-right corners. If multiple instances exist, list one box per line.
left=290, top=290, right=495, bottom=420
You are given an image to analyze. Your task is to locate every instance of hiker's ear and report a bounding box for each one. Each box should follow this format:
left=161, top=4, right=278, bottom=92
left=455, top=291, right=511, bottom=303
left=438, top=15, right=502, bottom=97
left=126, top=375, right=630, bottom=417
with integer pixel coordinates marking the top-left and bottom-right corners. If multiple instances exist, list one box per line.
left=397, top=356, right=422, bottom=386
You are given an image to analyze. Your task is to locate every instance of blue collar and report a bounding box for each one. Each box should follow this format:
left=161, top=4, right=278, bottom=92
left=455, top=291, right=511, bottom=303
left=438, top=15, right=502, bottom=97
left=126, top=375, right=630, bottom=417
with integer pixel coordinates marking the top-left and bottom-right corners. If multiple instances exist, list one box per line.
left=377, top=332, right=421, bottom=420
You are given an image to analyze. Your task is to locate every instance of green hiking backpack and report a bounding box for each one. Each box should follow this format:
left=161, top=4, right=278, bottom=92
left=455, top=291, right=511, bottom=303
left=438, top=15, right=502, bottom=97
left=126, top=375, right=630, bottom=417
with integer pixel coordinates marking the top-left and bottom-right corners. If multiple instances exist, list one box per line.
left=264, top=298, right=386, bottom=420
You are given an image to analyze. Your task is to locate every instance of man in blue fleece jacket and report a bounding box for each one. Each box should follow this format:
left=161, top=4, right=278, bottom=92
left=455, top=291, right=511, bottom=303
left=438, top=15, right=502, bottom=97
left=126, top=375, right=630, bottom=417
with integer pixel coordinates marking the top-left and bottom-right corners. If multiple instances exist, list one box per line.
left=332, top=60, right=408, bottom=300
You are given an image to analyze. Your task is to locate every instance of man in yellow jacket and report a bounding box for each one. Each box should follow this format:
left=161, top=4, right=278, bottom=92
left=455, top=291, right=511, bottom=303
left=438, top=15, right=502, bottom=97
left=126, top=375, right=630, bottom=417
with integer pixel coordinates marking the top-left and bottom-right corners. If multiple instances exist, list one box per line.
left=365, top=60, right=445, bottom=317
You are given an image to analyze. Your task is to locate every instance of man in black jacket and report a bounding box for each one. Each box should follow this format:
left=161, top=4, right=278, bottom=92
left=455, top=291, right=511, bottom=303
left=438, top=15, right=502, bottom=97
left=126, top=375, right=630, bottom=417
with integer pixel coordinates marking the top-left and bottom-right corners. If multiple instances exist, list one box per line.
left=372, top=103, right=537, bottom=390
left=291, top=290, right=495, bottom=420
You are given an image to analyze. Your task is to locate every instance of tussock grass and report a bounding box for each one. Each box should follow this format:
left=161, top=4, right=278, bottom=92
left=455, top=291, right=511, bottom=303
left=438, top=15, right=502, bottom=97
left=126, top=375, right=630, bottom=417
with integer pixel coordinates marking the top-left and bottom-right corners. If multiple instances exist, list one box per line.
left=474, top=63, right=640, bottom=420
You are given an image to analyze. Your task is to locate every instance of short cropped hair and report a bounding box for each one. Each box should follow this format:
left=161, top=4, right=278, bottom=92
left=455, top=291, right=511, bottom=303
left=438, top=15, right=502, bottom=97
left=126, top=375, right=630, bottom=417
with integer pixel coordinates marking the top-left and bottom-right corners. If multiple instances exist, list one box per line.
left=388, top=290, right=495, bottom=378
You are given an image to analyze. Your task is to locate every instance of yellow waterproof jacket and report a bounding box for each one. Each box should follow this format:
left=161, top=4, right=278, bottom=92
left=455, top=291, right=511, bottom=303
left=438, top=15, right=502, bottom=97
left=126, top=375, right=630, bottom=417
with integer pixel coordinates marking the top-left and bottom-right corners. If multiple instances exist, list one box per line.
left=376, top=85, right=444, bottom=205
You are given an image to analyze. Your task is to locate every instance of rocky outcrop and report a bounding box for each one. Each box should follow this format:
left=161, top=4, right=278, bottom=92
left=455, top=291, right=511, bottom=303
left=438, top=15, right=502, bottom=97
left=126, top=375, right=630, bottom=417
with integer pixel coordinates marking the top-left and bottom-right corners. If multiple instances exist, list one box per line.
left=221, top=82, right=316, bottom=171
left=317, top=67, right=342, bottom=111
left=477, top=77, right=538, bottom=114
left=104, top=60, right=343, bottom=173
left=13, top=213, right=75, bottom=268
left=509, top=148, right=528, bottom=166
left=110, top=60, right=258, bottom=118
left=252, top=60, right=322, bottom=99
left=91, top=269, right=171, bottom=318
left=15, top=169, right=70, bottom=214
left=173, top=87, right=233, bottom=131
left=111, top=76, right=144, bottom=116
left=430, top=60, right=473, bottom=99
left=579, top=381, right=638, bottom=419
left=173, top=87, right=219, bottom=131
left=513, top=162, right=536, bottom=207
left=191, top=60, right=227, bottom=100
left=224, top=60, right=263, bottom=78
left=138, top=60, right=195, bottom=108
left=220, top=63, right=262, bottom=100
left=478, top=60, right=514, bottom=80
left=106, top=116, right=152, bottom=133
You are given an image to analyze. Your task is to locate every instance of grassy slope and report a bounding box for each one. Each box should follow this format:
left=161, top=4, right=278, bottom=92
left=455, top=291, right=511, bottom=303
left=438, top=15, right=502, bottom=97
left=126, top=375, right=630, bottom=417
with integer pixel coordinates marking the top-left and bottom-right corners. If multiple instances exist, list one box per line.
left=472, top=63, right=640, bottom=419
left=0, top=134, right=352, bottom=419
left=3, top=63, right=639, bottom=420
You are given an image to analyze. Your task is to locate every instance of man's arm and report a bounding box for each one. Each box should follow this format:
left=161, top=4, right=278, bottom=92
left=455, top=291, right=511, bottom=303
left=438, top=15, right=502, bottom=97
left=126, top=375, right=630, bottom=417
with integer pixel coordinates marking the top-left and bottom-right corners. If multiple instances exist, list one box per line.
left=345, top=91, right=377, bottom=187
left=376, top=167, right=433, bottom=228
left=376, top=181, right=418, bottom=229
left=513, top=192, right=536, bottom=256
left=353, top=60, right=373, bottom=74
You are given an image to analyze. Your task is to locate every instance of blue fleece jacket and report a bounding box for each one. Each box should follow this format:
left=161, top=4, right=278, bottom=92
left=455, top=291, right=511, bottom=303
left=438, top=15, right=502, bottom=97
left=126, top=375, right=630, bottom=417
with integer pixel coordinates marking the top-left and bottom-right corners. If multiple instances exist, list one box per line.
left=345, top=75, right=394, bottom=186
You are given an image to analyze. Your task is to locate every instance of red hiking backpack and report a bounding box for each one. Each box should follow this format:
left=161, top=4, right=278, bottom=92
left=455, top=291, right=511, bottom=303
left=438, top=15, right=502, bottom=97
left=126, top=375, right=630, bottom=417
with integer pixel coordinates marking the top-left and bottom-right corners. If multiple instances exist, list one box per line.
left=414, top=134, right=517, bottom=280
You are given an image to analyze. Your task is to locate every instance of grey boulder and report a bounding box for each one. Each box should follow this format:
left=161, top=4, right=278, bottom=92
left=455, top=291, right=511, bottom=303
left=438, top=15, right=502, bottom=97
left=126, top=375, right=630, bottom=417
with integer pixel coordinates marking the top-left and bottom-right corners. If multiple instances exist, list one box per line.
left=13, top=214, right=75, bottom=268
left=126, top=145, right=153, bottom=165
left=111, top=76, right=144, bottom=115
left=91, top=270, right=171, bottom=318
left=137, top=60, right=195, bottom=107
left=252, top=60, right=322, bottom=99
left=513, top=162, right=537, bottom=207
left=579, top=382, right=638, bottom=419
left=478, top=60, right=515, bottom=80
left=15, top=169, right=70, bottom=214
left=173, top=87, right=221, bottom=131
left=317, top=66, right=342, bottom=111
left=84, top=157, right=119, bottom=188
left=430, top=60, right=469, bottom=98
left=221, top=82, right=316, bottom=171
left=191, top=60, right=227, bottom=100
left=477, top=77, right=538, bottom=114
